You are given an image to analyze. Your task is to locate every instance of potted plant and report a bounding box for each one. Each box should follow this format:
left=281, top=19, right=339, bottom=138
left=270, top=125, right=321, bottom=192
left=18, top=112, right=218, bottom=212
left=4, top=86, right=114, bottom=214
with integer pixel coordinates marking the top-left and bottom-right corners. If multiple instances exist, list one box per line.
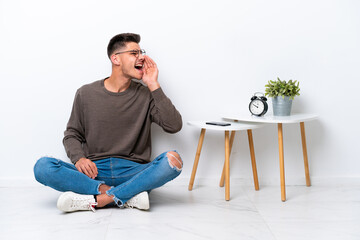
left=265, top=77, right=300, bottom=116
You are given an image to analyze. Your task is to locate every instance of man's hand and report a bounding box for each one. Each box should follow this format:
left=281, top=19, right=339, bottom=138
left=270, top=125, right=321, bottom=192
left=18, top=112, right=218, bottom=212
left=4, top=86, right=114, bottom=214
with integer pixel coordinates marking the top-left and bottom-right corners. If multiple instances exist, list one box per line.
left=142, top=55, right=160, bottom=91
left=75, top=158, right=98, bottom=179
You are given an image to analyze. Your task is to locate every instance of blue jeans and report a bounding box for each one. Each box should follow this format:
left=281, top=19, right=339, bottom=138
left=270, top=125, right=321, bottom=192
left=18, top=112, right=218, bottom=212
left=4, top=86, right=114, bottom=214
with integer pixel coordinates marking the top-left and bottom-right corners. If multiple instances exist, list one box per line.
left=34, top=151, right=182, bottom=206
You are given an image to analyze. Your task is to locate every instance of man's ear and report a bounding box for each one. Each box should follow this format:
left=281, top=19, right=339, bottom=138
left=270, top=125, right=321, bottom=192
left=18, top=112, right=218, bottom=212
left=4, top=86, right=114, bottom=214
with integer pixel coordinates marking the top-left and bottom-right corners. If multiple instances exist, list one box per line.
left=110, top=54, right=121, bottom=66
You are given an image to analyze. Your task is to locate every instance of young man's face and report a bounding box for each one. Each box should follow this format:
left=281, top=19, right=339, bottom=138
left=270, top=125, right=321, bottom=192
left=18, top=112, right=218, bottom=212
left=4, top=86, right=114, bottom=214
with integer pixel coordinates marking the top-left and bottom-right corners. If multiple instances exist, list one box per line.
left=113, top=42, right=145, bottom=80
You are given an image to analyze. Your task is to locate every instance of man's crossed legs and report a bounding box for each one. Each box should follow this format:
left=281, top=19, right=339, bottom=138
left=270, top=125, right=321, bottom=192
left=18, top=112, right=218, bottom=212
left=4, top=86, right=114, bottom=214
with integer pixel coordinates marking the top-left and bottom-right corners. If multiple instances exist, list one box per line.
left=34, top=151, right=182, bottom=212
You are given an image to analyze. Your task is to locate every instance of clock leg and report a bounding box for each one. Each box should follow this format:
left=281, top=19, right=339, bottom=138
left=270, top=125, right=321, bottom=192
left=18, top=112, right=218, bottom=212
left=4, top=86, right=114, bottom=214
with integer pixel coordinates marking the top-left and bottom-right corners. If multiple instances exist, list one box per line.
left=278, top=123, right=286, bottom=202
left=188, top=128, right=206, bottom=191
left=300, top=122, right=311, bottom=187
left=220, top=131, right=236, bottom=187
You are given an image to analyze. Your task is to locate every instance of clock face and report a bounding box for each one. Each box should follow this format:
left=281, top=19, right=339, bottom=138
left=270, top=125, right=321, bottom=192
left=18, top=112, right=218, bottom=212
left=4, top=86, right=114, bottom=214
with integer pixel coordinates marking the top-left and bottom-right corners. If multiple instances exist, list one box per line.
left=250, top=99, right=265, bottom=115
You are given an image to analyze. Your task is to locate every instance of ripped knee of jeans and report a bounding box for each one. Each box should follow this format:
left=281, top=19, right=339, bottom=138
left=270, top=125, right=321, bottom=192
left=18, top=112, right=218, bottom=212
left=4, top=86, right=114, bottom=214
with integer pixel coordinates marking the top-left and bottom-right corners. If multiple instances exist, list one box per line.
left=167, top=151, right=183, bottom=171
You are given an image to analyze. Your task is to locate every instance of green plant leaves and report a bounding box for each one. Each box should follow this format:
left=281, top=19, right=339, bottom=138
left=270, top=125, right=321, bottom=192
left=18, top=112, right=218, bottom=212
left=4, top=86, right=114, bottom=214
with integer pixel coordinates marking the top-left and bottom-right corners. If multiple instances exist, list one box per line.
left=264, top=77, right=300, bottom=100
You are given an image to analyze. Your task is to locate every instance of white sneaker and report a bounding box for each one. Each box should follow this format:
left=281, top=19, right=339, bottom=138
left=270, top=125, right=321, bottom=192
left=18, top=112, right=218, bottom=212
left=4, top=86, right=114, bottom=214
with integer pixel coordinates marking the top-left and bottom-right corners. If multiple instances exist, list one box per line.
left=124, top=191, right=150, bottom=210
left=57, top=192, right=97, bottom=213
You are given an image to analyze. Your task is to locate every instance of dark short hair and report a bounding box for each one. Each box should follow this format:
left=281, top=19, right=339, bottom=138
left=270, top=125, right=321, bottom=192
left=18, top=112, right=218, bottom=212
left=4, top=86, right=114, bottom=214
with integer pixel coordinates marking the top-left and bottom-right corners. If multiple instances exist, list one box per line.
left=107, top=33, right=141, bottom=59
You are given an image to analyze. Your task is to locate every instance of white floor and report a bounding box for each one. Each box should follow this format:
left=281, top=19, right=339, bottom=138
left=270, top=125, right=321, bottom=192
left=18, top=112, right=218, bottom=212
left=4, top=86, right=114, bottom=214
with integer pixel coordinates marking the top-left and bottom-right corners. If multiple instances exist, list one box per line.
left=1, top=183, right=359, bottom=240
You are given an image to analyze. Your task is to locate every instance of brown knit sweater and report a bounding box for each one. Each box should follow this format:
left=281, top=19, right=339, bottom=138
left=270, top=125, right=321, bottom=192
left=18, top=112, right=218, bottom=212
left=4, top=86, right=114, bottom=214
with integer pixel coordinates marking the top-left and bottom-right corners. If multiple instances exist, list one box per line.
left=63, top=79, right=182, bottom=164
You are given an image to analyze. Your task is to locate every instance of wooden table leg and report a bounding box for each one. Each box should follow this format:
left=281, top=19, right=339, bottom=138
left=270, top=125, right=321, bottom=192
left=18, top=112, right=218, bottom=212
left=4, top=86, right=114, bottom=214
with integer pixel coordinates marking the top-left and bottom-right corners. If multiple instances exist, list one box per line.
left=278, top=123, right=286, bottom=202
left=220, top=131, right=236, bottom=187
left=247, top=129, right=259, bottom=191
left=300, top=122, right=311, bottom=187
left=225, top=130, right=231, bottom=200
left=188, top=128, right=206, bottom=191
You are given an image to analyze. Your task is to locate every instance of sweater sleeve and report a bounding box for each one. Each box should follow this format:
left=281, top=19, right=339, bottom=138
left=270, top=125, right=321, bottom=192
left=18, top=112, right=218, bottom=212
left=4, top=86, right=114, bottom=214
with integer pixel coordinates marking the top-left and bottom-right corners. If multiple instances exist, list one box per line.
left=63, top=89, right=86, bottom=164
left=150, top=87, right=182, bottom=133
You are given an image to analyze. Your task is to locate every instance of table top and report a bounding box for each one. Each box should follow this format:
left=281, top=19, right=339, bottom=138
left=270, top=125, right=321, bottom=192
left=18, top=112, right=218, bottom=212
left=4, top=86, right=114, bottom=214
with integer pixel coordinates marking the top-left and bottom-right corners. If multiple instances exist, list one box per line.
left=223, top=113, right=319, bottom=124
left=187, top=120, right=264, bottom=131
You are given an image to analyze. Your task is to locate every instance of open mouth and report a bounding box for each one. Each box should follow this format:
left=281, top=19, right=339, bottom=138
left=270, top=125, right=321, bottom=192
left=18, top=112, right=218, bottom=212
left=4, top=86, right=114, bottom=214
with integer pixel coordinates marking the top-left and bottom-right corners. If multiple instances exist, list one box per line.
left=135, top=64, right=143, bottom=70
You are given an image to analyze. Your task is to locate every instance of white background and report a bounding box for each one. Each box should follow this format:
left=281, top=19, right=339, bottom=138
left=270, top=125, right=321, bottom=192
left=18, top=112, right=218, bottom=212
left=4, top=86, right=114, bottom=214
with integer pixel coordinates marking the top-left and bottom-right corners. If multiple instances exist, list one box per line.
left=1, top=0, right=359, bottom=185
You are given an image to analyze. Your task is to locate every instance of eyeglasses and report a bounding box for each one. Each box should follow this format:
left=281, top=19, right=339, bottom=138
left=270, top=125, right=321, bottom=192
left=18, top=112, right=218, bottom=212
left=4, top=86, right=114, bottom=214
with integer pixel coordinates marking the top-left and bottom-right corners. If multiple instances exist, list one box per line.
left=114, top=49, right=146, bottom=58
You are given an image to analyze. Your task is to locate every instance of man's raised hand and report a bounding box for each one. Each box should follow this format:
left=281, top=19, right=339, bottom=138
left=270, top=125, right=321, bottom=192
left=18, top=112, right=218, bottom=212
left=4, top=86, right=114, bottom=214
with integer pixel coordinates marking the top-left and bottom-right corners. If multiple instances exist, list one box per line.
left=142, top=55, right=160, bottom=91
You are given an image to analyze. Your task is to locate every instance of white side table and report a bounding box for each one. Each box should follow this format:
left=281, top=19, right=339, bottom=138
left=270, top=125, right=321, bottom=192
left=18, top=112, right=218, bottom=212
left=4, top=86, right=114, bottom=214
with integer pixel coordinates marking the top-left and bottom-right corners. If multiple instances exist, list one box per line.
left=223, top=113, right=319, bottom=202
left=187, top=121, right=264, bottom=201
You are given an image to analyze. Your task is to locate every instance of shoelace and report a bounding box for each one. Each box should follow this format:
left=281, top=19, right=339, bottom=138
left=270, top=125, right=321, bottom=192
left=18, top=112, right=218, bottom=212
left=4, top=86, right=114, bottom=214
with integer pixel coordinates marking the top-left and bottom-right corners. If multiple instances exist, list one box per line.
left=124, top=198, right=137, bottom=208
left=89, top=202, right=98, bottom=212
left=71, top=199, right=98, bottom=212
